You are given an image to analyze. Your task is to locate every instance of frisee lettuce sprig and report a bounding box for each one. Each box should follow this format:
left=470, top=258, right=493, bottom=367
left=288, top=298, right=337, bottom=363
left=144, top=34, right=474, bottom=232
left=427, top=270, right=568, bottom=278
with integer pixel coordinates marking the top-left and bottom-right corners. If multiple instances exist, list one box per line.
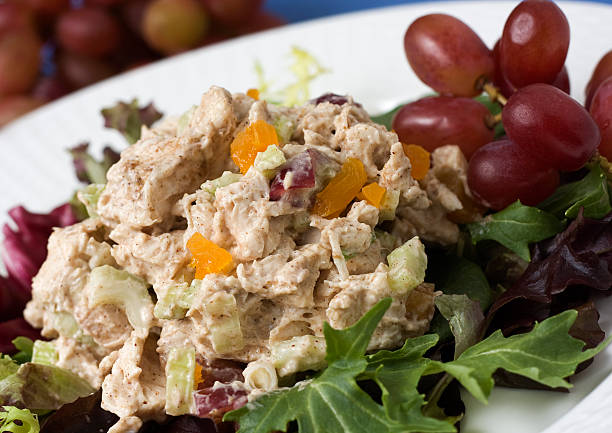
left=225, top=299, right=610, bottom=433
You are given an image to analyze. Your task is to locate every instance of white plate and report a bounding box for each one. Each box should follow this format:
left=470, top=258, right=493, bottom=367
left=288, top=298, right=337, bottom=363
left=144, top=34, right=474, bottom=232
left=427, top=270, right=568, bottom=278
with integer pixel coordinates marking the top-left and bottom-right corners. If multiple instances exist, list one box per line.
left=1, top=2, right=612, bottom=432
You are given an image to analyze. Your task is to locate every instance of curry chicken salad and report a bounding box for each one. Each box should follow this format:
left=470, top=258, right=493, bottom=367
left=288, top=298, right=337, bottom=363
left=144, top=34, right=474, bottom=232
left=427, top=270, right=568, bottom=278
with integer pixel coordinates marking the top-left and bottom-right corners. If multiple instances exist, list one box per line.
left=23, top=87, right=481, bottom=432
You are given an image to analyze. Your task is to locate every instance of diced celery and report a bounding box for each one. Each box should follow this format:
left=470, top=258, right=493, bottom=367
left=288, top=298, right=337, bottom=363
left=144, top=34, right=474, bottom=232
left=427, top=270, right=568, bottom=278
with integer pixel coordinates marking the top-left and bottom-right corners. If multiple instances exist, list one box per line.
left=0, top=406, right=39, bottom=433
left=271, top=335, right=326, bottom=377
left=204, top=292, right=244, bottom=354
left=31, top=341, right=57, bottom=366
left=77, top=184, right=105, bottom=218
left=154, top=281, right=198, bottom=320
left=201, top=171, right=243, bottom=197
left=254, top=144, right=286, bottom=178
left=165, top=346, right=196, bottom=416
left=52, top=312, right=96, bottom=346
left=379, top=189, right=400, bottom=222
left=387, top=237, right=427, bottom=294
left=177, top=105, right=197, bottom=134
left=86, top=265, right=153, bottom=330
left=273, top=116, right=295, bottom=144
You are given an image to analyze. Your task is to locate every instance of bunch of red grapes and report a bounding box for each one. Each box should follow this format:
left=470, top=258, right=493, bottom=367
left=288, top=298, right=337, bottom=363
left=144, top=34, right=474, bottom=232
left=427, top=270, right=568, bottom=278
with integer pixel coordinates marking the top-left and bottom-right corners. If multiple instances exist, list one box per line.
left=0, top=0, right=282, bottom=127
left=393, top=0, right=612, bottom=210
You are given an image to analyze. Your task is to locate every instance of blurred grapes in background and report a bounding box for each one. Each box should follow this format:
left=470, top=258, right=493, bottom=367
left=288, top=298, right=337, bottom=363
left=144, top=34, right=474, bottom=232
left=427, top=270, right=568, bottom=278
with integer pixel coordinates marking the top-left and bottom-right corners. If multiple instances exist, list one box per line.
left=1, top=0, right=611, bottom=128
left=0, top=0, right=285, bottom=127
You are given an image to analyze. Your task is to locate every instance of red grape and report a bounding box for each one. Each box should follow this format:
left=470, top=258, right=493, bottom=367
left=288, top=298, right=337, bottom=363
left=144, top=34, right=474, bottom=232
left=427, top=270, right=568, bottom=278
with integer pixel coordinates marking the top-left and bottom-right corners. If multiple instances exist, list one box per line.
left=503, top=84, right=600, bottom=171
left=391, top=95, right=495, bottom=159
left=403, top=14, right=494, bottom=97
left=0, top=96, right=43, bottom=127
left=500, top=0, right=569, bottom=88
left=0, top=3, right=35, bottom=36
left=32, top=76, right=70, bottom=102
left=0, top=30, right=41, bottom=97
left=56, top=7, right=121, bottom=58
left=585, top=50, right=612, bottom=109
left=143, top=0, right=209, bottom=55
left=238, top=11, right=286, bottom=35
left=121, top=0, right=150, bottom=35
left=201, top=0, right=263, bottom=27
left=551, top=66, right=570, bottom=94
left=467, top=139, right=560, bottom=210
left=23, top=0, right=70, bottom=15
left=590, top=77, right=612, bottom=159
left=58, top=52, right=116, bottom=89
left=492, top=38, right=517, bottom=98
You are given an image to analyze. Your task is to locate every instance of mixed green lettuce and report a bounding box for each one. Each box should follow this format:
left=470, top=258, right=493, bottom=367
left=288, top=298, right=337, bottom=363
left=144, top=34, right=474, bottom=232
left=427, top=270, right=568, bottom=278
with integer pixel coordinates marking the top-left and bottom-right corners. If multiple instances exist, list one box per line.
left=226, top=299, right=609, bottom=432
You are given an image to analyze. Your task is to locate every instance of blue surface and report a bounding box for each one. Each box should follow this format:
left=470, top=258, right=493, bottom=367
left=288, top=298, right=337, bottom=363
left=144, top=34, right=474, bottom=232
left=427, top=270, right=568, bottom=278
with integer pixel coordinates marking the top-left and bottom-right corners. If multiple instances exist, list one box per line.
left=265, top=0, right=612, bottom=22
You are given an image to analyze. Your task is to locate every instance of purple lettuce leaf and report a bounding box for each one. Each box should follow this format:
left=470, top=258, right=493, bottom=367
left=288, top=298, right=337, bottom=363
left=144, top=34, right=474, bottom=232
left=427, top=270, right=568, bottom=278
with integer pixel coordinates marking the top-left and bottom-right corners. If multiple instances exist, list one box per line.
left=68, top=142, right=120, bottom=185
left=487, top=209, right=611, bottom=353
left=0, top=318, right=40, bottom=354
left=101, top=99, right=162, bottom=144
left=1, top=204, right=77, bottom=351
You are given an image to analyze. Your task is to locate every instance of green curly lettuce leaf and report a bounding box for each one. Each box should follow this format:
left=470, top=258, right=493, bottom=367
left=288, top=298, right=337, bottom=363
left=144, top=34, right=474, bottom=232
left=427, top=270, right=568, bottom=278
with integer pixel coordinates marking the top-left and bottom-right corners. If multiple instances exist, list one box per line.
left=467, top=201, right=565, bottom=261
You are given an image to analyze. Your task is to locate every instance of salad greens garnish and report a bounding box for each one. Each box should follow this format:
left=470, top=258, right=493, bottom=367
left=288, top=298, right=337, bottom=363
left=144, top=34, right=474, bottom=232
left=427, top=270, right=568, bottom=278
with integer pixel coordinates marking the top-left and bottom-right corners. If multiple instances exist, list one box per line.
left=539, top=163, right=612, bottom=219
left=434, top=295, right=484, bottom=358
left=255, top=46, right=329, bottom=106
left=490, top=210, right=612, bottom=327
left=68, top=143, right=120, bottom=185
left=0, top=356, right=95, bottom=411
left=10, top=338, right=33, bottom=365
left=101, top=99, right=162, bottom=144
left=0, top=405, right=39, bottom=433
left=467, top=201, right=565, bottom=261
left=226, top=299, right=610, bottom=432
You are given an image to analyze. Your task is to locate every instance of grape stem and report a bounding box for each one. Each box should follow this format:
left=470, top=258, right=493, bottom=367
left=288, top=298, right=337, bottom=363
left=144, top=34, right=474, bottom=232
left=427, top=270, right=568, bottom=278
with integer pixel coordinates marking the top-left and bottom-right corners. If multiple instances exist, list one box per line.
left=485, top=112, right=503, bottom=129
left=483, top=82, right=508, bottom=106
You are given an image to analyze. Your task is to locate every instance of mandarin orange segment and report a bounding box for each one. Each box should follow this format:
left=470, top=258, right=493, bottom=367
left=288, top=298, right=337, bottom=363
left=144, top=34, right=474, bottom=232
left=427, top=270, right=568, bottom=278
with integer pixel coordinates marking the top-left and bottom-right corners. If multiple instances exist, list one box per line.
left=193, top=363, right=203, bottom=389
left=187, top=232, right=234, bottom=279
left=230, top=120, right=279, bottom=174
left=402, top=144, right=431, bottom=180
left=360, top=182, right=387, bottom=208
left=246, top=88, right=260, bottom=100
left=312, top=158, right=367, bottom=218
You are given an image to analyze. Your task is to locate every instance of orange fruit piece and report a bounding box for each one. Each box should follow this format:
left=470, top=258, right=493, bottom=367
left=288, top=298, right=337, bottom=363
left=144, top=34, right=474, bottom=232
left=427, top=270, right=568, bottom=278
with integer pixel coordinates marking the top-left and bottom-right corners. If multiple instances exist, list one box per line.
left=402, top=144, right=431, bottom=180
left=360, top=182, right=387, bottom=208
left=187, top=232, right=233, bottom=279
left=246, top=88, right=260, bottom=100
left=231, top=119, right=279, bottom=174
left=313, top=158, right=367, bottom=218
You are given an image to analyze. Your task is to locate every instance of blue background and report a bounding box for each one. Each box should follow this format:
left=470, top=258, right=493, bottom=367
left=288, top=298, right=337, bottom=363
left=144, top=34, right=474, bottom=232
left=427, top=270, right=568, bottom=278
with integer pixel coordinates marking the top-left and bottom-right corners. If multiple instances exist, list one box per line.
left=265, top=0, right=612, bottom=22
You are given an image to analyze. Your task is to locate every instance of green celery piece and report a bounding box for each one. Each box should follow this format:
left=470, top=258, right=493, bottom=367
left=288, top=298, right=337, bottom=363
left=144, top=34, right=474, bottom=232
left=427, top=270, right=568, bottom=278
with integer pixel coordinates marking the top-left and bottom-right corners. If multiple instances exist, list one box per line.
left=204, top=292, right=244, bottom=354
left=201, top=171, right=243, bottom=197
left=271, top=335, right=326, bottom=377
left=362, top=335, right=456, bottom=432
left=435, top=295, right=484, bottom=359
left=427, top=309, right=611, bottom=404
left=11, top=338, right=34, bottom=364
left=370, top=104, right=403, bottom=131
left=87, top=265, right=153, bottom=330
left=538, top=163, right=612, bottom=219
left=254, top=144, right=286, bottom=178
left=226, top=298, right=432, bottom=433
left=177, top=105, right=197, bottom=134
left=467, top=201, right=565, bottom=261
left=0, top=406, right=39, bottom=433
left=273, top=116, right=295, bottom=144
left=379, top=189, right=400, bottom=222
left=77, top=184, right=105, bottom=218
left=31, top=341, right=57, bottom=366
left=387, top=237, right=427, bottom=293
left=165, top=346, right=196, bottom=416
left=154, top=282, right=197, bottom=320
left=0, top=359, right=95, bottom=410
